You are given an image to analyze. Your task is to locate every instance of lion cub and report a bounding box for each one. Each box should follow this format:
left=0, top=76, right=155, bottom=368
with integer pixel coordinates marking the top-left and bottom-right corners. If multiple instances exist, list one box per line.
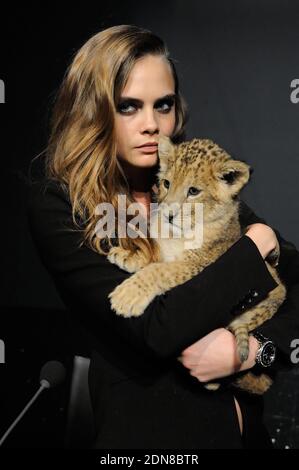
left=108, top=135, right=286, bottom=394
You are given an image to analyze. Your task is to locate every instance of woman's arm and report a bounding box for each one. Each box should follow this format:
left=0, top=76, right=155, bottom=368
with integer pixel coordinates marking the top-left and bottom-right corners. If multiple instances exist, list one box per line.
left=239, top=201, right=299, bottom=366
left=180, top=201, right=299, bottom=379
left=27, top=180, right=278, bottom=362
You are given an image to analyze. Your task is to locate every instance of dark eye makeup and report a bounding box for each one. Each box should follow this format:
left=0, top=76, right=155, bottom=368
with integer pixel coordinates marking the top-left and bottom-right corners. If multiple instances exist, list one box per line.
left=116, top=94, right=176, bottom=114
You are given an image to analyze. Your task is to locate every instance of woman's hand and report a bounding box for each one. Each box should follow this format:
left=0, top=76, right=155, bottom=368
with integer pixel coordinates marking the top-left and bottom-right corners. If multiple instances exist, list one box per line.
left=177, top=328, right=259, bottom=382
left=245, top=223, right=279, bottom=260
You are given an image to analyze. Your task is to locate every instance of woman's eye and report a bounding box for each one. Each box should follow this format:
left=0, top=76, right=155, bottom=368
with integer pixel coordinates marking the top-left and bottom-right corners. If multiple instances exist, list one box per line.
left=163, top=179, right=170, bottom=189
left=188, top=187, right=201, bottom=196
left=117, top=98, right=175, bottom=115
left=157, top=99, right=175, bottom=113
left=117, top=103, right=136, bottom=114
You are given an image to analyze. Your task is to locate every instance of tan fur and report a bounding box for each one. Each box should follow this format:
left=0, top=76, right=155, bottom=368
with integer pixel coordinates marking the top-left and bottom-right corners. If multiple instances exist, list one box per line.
left=108, top=135, right=286, bottom=394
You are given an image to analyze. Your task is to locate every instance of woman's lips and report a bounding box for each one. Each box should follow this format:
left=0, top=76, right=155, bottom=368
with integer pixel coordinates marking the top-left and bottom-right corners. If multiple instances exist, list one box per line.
left=137, top=145, right=158, bottom=153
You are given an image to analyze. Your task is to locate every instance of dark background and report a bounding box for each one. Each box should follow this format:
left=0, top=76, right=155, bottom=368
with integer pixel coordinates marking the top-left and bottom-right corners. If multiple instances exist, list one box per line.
left=0, top=0, right=298, bottom=448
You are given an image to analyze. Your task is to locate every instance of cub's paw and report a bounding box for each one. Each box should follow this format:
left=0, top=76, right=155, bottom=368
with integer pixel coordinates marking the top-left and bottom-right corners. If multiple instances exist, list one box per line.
left=108, top=279, right=153, bottom=317
left=107, top=247, right=139, bottom=273
left=107, top=247, right=149, bottom=273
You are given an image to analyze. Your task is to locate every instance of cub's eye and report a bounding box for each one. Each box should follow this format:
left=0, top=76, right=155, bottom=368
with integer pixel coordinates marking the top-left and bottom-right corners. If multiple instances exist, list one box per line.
left=188, top=187, right=201, bottom=196
left=163, top=179, right=170, bottom=189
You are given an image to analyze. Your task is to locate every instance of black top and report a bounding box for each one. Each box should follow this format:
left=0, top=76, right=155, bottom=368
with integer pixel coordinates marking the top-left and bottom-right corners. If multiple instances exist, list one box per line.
left=27, top=179, right=299, bottom=449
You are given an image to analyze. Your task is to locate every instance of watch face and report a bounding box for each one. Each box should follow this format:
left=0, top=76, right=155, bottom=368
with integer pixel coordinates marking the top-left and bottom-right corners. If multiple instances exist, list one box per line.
left=261, top=342, right=276, bottom=367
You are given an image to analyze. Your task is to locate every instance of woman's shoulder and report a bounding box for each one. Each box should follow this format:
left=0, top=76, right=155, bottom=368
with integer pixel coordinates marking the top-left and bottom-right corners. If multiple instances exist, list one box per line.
left=28, top=177, right=71, bottom=211
left=28, top=176, right=70, bottom=198
left=27, top=177, right=73, bottom=231
left=237, top=198, right=266, bottom=229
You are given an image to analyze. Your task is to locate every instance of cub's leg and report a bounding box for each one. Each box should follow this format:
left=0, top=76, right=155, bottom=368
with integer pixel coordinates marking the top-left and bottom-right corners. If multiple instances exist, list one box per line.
left=109, top=259, right=202, bottom=317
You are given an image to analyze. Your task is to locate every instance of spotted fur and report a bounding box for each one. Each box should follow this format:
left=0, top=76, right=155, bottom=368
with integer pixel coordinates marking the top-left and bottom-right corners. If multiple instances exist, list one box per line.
left=108, top=135, right=286, bottom=394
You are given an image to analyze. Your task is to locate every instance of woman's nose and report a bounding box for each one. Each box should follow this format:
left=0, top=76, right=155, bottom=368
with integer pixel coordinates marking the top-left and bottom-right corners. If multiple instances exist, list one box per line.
left=140, top=108, right=159, bottom=134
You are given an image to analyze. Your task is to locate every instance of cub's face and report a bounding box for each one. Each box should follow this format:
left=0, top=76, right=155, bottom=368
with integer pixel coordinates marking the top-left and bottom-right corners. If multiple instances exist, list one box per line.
left=156, top=135, right=251, bottom=229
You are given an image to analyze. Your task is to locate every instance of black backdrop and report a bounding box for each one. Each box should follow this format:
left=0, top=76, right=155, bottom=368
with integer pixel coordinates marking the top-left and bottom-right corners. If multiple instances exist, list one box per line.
left=0, top=0, right=298, bottom=449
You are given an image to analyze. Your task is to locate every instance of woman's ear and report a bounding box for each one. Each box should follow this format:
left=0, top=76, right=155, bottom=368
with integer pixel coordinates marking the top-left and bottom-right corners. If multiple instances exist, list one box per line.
left=158, top=135, right=175, bottom=173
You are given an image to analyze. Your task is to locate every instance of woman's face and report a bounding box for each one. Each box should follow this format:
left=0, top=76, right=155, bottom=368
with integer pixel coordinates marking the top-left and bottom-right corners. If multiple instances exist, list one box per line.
left=115, top=54, right=176, bottom=169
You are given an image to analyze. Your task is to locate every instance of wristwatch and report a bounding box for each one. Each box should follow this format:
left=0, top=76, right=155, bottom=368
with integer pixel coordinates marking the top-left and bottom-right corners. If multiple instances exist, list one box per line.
left=251, top=332, right=277, bottom=368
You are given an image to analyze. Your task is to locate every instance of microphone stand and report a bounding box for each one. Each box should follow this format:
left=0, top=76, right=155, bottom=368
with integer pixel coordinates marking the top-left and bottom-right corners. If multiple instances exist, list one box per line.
left=0, top=380, right=50, bottom=447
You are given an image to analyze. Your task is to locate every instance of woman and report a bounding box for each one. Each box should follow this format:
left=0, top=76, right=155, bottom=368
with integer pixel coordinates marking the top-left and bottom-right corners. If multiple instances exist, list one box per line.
left=27, top=25, right=299, bottom=449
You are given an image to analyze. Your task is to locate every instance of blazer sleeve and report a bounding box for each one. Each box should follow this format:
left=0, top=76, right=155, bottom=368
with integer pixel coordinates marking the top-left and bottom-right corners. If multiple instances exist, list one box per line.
left=27, top=180, right=278, bottom=361
left=239, top=201, right=299, bottom=369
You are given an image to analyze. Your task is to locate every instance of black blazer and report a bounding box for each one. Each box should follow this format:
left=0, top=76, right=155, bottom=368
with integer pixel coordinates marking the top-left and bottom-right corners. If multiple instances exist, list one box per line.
left=27, top=179, right=299, bottom=449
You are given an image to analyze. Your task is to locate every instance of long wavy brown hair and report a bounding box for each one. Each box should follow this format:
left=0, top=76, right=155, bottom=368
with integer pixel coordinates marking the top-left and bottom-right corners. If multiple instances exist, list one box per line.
left=44, top=25, right=188, bottom=261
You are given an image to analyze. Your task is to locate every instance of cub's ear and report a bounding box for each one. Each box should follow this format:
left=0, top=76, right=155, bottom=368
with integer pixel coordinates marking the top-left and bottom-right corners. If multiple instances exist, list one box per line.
left=158, top=135, right=176, bottom=173
left=216, top=160, right=251, bottom=197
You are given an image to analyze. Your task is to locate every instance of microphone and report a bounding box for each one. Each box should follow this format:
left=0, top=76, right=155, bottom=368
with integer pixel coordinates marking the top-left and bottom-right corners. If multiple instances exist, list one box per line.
left=39, top=360, right=66, bottom=389
left=0, top=361, right=66, bottom=447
